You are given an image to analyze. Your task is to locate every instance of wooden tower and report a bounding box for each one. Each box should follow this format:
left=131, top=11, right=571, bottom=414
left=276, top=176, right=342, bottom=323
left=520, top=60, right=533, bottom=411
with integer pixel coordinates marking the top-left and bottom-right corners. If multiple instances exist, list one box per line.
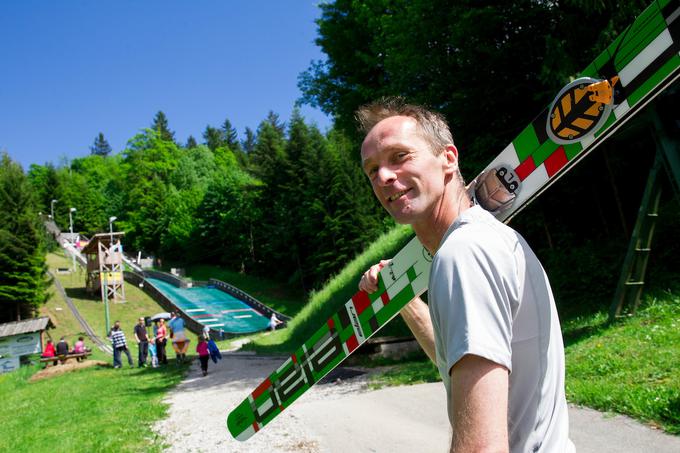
left=83, top=232, right=126, bottom=303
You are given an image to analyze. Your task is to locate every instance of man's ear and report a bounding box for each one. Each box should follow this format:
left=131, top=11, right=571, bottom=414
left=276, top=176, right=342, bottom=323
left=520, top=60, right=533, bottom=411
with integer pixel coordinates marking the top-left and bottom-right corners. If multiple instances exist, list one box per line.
left=443, top=145, right=459, bottom=174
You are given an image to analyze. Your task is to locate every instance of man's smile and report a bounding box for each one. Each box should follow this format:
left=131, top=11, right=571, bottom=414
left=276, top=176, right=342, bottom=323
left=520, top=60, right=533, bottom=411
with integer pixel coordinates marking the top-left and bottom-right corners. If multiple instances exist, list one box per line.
left=387, top=188, right=412, bottom=203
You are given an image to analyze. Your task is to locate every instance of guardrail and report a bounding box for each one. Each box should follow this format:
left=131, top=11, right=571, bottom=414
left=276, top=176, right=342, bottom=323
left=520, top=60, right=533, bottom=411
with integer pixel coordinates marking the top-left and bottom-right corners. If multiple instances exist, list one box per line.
left=208, top=278, right=291, bottom=325
left=142, top=270, right=187, bottom=288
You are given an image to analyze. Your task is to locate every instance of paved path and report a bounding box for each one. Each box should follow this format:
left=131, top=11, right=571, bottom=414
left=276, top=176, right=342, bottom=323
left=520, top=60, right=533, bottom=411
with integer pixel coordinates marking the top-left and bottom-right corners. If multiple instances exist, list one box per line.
left=155, top=352, right=680, bottom=452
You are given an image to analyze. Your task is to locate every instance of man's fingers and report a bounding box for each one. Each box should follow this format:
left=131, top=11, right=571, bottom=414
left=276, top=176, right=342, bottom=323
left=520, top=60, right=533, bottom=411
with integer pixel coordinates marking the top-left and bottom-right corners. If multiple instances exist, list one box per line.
left=359, top=259, right=391, bottom=293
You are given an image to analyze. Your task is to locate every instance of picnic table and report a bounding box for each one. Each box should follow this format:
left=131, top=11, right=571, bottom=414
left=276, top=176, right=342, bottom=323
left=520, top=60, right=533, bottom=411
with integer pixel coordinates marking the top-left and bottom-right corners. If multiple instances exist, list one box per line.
left=39, top=351, right=92, bottom=366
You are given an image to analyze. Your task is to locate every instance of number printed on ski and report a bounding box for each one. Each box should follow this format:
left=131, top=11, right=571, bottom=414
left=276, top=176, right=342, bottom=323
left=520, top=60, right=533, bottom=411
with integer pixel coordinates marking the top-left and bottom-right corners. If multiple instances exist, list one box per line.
left=228, top=0, right=680, bottom=441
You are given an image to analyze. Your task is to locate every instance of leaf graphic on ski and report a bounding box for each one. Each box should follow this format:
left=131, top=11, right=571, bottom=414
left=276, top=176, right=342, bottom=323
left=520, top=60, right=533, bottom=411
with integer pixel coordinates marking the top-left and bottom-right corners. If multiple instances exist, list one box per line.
left=547, top=77, right=616, bottom=144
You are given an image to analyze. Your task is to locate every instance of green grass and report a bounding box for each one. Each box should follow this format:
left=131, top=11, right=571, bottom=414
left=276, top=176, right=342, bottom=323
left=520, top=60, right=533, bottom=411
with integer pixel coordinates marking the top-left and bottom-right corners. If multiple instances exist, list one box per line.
left=346, top=351, right=440, bottom=390
left=0, top=250, right=192, bottom=452
left=0, top=361, right=187, bottom=452
left=245, top=224, right=414, bottom=353
left=368, top=359, right=439, bottom=389
left=564, top=292, right=680, bottom=434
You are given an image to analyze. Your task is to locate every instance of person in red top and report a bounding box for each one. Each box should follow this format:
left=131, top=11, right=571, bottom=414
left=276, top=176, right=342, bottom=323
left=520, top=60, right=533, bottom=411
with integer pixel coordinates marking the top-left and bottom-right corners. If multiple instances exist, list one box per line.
left=196, top=336, right=210, bottom=376
left=41, top=339, right=57, bottom=366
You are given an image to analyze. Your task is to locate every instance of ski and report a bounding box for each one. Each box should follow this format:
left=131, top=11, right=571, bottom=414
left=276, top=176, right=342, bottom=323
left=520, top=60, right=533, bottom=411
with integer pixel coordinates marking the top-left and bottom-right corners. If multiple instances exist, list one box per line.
left=228, top=0, right=680, bottom=441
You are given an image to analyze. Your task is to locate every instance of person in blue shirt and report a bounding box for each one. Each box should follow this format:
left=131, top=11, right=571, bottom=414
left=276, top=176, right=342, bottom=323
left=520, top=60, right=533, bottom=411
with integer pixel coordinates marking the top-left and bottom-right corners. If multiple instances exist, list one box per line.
left=168, top=312, right=190, bottom=364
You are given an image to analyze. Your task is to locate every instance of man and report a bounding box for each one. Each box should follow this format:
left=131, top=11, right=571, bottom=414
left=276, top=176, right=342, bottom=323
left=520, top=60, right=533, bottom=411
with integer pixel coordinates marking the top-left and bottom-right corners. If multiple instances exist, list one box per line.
left=134, top=317, right=149, bottom=367
left=55, top=336, right=69, bottom=356
left=268, top=313, right=283, bottom=331
left=110, top=320, right=133, bottom=369
left=357, top=98, right=573, bottom=452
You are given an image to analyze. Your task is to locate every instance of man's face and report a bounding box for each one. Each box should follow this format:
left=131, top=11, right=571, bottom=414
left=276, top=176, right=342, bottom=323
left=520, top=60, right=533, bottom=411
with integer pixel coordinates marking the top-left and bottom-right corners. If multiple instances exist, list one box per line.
left=361, top=116, right=454, bottom=225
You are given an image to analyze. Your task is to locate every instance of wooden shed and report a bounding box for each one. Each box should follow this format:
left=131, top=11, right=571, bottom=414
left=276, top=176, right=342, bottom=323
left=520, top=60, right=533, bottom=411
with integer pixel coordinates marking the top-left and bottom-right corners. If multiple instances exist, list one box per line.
left=0, top=316, right=53, bottom=373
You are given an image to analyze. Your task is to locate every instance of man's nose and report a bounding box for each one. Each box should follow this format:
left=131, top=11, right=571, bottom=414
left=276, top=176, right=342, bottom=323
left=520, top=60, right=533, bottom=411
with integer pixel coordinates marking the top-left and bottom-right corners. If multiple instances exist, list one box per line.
left=376, top=166, right=396, bottom=185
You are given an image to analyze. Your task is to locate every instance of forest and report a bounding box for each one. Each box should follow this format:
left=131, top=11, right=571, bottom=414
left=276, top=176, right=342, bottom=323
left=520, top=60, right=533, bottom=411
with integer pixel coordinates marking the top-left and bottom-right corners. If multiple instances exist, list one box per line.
left=3, top=0, right=678, bottom=323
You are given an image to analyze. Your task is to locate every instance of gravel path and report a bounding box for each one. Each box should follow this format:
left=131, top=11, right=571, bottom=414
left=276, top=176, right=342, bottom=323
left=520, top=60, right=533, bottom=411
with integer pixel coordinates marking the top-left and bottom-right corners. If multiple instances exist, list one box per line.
left=155, top=351, right=680, bottom=453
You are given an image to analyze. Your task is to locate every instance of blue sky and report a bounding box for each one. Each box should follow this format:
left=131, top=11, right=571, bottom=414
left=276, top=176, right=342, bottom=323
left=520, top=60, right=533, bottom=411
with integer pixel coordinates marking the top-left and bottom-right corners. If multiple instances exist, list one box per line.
left=0, top=1, right=332, bottom=169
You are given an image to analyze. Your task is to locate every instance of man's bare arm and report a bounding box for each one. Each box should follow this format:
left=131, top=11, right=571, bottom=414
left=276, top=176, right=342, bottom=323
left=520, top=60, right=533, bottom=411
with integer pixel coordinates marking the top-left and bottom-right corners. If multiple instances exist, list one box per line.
left=450, top=354, right=509, bottom=453
left=400, top=297, right=436, bottom=362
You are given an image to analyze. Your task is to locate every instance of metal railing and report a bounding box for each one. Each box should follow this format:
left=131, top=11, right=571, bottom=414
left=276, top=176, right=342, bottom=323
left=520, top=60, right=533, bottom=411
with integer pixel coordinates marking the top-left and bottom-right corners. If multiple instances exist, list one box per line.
left=208, top=278, right=290, bottom=324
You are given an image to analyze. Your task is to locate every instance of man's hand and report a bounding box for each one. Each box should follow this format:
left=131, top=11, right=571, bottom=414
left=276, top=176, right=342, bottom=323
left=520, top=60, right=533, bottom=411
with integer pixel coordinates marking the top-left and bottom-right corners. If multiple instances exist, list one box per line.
left=359, top=259, right=437, bottom=363
left=358, top=259, right=391, bottom=293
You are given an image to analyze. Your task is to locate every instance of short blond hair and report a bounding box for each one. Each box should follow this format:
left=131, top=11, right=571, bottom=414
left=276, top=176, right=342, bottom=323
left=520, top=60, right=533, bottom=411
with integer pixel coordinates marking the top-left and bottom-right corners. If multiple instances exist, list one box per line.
left=356, top=97, right=454, bottom=155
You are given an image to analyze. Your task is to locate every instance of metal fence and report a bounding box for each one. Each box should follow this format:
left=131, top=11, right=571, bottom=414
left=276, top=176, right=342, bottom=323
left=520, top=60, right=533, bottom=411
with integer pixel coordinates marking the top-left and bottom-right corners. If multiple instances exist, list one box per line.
left=208, top=278, right=290, bottom=325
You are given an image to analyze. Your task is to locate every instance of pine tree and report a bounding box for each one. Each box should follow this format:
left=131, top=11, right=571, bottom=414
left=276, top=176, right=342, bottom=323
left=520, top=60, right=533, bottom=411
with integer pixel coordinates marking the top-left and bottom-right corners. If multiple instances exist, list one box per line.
left=248, top=119, right=292, bottom=279
left=265, top=111, right=286, bottom=135
left=242, top=127, right=256, bottom=154
left=222, top=119, right=242, bottom=153
left=151, top=111, right=175, bottom=142
left=186, top=135, right=198, bottom=149
left=0, top=153, right=48, bottom=322
left=222, top=118, right=248, bottom=168
left=280, top=110, right=313, bottom=289
left=202, top=126, right=224, bottom=151
left=90, top=132, right=113, bottom=156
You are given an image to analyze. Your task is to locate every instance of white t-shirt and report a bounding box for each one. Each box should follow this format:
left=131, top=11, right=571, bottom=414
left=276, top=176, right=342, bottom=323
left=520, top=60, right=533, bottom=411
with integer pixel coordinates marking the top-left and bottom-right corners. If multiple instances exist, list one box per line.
left=428, top=205, right=573, bottom=453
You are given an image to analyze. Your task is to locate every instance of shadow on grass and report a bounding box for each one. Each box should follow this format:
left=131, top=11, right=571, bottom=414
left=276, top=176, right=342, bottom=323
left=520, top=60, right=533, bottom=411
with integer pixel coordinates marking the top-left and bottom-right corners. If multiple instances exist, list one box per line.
left=562, top=320, right=608, bottom=348
left=64, top=286, right=99, bottom=301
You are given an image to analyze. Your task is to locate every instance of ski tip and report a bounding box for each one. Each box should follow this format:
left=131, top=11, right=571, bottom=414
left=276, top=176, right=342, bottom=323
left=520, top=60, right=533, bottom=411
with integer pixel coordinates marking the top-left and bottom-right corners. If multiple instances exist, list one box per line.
left=227, top=399, right=257, bottom=441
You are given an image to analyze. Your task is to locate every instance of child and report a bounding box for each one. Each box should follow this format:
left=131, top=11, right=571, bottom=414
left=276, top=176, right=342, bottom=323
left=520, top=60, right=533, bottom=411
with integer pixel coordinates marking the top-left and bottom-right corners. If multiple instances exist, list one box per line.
left=196, top=336, right=210, bottom=376
left=148, top=338, right=159, bottom=368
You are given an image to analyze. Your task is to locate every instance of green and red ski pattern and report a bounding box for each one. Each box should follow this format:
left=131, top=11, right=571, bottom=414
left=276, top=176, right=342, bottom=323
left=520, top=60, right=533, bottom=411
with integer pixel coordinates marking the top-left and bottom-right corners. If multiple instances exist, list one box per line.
left=227, top=237, right=431, bottom=440
left=488, top=0, right=680, bottom=223
left=228, top=0, right=679, bottom=441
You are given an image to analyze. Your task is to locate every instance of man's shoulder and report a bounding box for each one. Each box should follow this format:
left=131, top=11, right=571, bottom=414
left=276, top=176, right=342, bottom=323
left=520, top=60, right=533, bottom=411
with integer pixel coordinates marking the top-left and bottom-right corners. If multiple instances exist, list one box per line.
left=439, top=207, right=519, bottom=256
left=437, top=221, right=506, bottom=258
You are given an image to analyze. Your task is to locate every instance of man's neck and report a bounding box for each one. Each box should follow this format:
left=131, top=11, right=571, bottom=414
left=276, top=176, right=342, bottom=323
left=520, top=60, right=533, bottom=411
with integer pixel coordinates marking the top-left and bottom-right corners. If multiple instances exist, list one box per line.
left=413, top=184, right=471, bottom=254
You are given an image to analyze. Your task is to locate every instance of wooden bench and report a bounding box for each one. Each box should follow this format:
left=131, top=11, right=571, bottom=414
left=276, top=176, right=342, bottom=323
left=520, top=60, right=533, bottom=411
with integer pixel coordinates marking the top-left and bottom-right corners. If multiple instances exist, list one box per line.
left=363, top=336, right=420, bottom=359
left=39, top=351, right=92, bottom=366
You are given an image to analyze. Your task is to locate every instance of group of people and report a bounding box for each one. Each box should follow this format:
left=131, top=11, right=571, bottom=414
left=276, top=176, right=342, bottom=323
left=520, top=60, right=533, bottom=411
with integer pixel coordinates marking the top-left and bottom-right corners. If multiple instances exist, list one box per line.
left=108, top=312, right=221, bottom=376
left=109, top=313, right=175, bottom=368
left=41, top=336, right=90, bottom=365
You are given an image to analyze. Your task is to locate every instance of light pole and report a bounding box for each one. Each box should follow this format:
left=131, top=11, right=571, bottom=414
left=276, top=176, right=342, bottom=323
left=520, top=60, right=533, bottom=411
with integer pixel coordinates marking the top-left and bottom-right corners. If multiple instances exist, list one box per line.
left=69, top=208, right=77, bottom=244
left=108, top=216, right=117, bottom=251
left=69, top=207, right=77, bottom=271
left=105, top=216, right=117, bottom=334
left=51, top=199, right=58, bottom=221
